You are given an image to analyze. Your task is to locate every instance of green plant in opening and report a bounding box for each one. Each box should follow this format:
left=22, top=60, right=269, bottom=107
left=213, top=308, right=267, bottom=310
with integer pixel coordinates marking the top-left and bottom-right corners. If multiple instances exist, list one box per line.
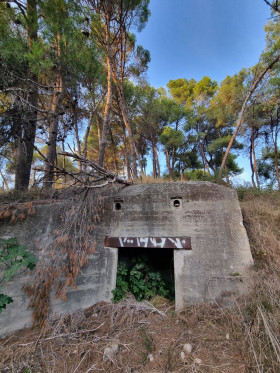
left=0, top=237, right=37, bottom=313
left=112, top=255, right=171, bottom=302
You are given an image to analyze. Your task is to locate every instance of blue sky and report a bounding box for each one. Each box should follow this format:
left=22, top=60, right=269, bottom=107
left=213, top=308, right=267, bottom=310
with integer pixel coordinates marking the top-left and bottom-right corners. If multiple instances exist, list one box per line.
left=135, top=0, right=272, bottom=181
left=137, top=0, right=271, bottom=88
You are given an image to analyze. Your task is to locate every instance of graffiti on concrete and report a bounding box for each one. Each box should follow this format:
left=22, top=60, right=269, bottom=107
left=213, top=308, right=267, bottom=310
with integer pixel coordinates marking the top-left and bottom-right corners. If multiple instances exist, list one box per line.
left=105, top=236, right=192, bottom=250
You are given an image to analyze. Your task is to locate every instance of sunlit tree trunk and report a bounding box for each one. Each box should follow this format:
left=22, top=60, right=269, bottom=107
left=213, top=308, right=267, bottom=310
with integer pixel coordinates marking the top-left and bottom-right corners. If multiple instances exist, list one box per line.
left=98, top=15, right=113, bottom=167
left=251, top=126, right=260, bottom=189
left=153, top=143, right=161, bottom=178
left=152, top=147, right=156, bottom=179
left=272, top=112, right=280, bottom=189
left=114, top=81, right=141, bottom=179
left=109, top=128, right=118, bottom=174
left=74, top=117, right=82, bottom=173
left=122, top=132, right=131, bottom=181
left=249, top=127, right=256, bottom=188
left=0, top=170, right=9, bottom=191
left=199, top=141, right=211, bottom=174
left=165, top=149, right=172, bottom=181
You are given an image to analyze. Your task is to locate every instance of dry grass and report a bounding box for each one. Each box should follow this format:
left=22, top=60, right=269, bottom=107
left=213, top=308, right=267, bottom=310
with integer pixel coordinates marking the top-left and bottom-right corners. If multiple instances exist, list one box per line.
left=135, top=175, right=173, bottom=184
left=0, top=189, right=280, bottom=372
left=0, top=298, right=246, bottom=373
left=241, top=190, right=280, bottom=272
left=0, top=188, right=55, bottom=204
left=235, top=190, right=280, bottom=373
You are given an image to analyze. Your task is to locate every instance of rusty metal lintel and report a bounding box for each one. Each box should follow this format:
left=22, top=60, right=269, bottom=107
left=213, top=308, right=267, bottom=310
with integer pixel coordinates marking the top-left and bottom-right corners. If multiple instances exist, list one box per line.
left=104, top=236, right=192, bottom=250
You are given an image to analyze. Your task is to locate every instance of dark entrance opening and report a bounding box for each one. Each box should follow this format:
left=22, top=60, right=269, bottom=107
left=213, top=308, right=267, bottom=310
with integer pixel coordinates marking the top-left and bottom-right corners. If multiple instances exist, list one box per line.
left=117, top=247, right=175, bottom=300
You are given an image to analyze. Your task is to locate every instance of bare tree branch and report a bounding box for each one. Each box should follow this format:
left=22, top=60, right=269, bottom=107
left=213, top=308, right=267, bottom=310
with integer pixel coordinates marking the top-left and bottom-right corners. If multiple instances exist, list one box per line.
left=59, top=151, right=131, bottom=186
left=264, top=0, right=280, bottom=14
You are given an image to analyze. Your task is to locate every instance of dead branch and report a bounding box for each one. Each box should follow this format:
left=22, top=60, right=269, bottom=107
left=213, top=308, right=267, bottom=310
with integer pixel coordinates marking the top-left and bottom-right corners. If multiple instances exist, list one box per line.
left=33, top=145, right=131, bottom=187
left=18, top=322, right=106, bottom=346
left=59, top=151, right=131, bottom=186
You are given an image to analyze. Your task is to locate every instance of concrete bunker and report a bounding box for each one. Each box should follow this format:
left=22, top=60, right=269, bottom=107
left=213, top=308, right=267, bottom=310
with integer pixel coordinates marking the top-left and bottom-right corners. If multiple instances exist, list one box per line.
left=106, top=182, right=253, bottom=309
left=0, top=182, right=253, bottom=337
left=107, top=193, right=193, bottom=301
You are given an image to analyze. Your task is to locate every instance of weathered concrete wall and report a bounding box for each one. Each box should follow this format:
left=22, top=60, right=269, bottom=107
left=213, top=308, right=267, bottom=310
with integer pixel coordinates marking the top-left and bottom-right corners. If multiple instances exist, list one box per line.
left=0, top=202, right=117, bottom=337
left=109, top=182, right=253, bottom=309
left=0, top=182, right=253, bottom=337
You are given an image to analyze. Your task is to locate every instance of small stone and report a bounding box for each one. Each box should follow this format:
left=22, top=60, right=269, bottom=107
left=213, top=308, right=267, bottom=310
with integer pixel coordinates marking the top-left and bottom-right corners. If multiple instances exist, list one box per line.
left=226, top=333, right=230, bottom=340
left=103, top=343, right=119, bottom=362
left=183, top=343, right=192, bottom=354
left=148, top=354, right=154, bottom=362
left=180, top=351, right=185, bottom=361
left=194, top=358, right=202, bottom=365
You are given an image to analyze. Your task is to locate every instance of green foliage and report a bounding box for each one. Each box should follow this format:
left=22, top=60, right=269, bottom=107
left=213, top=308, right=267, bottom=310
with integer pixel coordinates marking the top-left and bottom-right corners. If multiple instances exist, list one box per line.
left=236, top=186, right=264, bottom=200
left=112, top=256, right=171, bottom=302
left=183, top=169, right=216, bottom=182
left=159, top=126, right=184, bottom=149
left=112, top=263, right=130, bottom=302
left=257, top=146, right=280, bottom=188
left=207, top=135, right=232, bottom=153
left=0, top=238, right=37, bottom=314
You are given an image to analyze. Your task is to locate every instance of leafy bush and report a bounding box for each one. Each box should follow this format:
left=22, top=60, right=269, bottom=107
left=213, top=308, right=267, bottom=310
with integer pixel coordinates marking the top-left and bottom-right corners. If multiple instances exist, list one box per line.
left=0, top=237, right=37, bottom=313
left=112, top=256, right=171, bottom=302
left=183, top=169, right=216, bottom=182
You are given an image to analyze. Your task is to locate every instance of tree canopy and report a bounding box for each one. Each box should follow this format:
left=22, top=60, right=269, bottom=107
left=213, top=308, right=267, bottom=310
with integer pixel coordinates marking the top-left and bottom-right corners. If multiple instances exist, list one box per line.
left=1, top=0, right=280, bottom=190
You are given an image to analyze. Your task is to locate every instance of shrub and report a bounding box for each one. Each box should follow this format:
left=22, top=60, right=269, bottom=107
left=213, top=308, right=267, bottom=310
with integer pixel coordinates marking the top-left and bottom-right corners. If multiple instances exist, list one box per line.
left=112, top=255, right=171, bottom=302
left=0, top=237, right=37, bottom=313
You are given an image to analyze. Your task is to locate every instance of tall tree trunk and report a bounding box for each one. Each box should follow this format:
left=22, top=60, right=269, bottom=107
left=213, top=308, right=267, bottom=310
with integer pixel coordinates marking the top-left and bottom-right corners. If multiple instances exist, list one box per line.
left=82, top=91, right=106, bottom=161
left=122, top=132, right=131, bottom=181
left=273, top=124, right=280, bottom=189
left=114, top=82, right=140, bottom=179
left=15, top=0, right=38, bottom=191
left=74, top=117, right=82, bottom=173
left=219, top=55, right=280, bottom=179
left=83, top=112, right=93, bottom=162
left=153, top=143, right=161, bottom=178
left=110, top=128, right=118, bottom=174
left=199, top=141, right=211, bottom=174
left=43, top=75, right=65, bottom=189
left=0, top=170, right=9, bottom=191
left=249, top=127, right=256, bottom=188
left=165, top=148, right=172, bottom=181
left=152, top=146, right=156, bottom=179
left=171, top=145, right=175, bottom=172
left=98, top=15, right=113, bottom=167
left=62, top=138, right=67, bottom=184
left=95, top=113, right=102, bottom=148
left=44, top=32, right=65, bottom=189
left=181, top=166, right=186, bottom=181
left=252, top=127, right=260, bottom=189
